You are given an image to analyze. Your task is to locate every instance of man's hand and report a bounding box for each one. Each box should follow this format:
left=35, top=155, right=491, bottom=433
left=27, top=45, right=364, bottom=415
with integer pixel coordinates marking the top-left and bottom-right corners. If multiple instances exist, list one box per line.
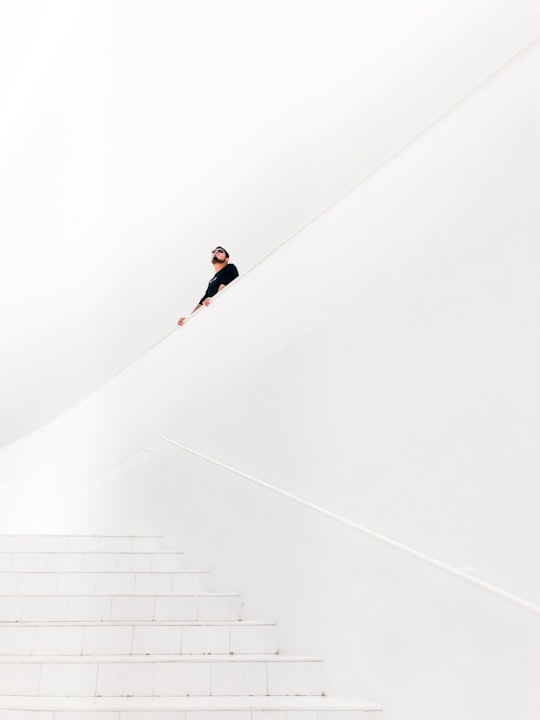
left=202, top=298, right=211, bottom=306
left=178, top=302, right=205, bottom=327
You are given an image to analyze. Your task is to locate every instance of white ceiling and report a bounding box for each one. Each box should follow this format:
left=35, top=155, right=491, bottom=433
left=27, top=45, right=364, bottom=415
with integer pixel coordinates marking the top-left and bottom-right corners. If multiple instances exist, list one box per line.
left=1, top=0, right=539, bottom=448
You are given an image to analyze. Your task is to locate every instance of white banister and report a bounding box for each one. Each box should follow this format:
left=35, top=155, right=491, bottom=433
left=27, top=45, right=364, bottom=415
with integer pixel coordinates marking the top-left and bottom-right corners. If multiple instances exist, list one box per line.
left=161, top=435, right=540, bottom=617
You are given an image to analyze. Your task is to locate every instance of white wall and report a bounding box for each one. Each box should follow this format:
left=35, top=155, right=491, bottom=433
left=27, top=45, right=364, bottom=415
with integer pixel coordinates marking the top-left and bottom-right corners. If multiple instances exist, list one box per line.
left=0, top=37, right=539, bottom=720
left=5, top=0, right=538, bottom=448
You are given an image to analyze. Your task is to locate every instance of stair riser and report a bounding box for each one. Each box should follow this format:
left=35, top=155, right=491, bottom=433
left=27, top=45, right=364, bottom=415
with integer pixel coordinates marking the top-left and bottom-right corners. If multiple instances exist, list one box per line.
left=0, top=660, right=323, bottom=696
left=0, top=537, right=163, bottom=553
left=0, top=625, right=277, bottom=655
left=0, top=572, right=212, bottom=595
left=0, top=554, right=185, bottom=572
left=0, top=596, right=241, bottom=622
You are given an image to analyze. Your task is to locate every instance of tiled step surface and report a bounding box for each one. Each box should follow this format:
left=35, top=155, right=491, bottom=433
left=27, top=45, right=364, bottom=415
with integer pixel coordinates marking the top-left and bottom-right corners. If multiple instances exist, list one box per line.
left=0, top=593, right=241, bottom=621
left=0, top=696, right=384, bottom=719
left=0, top=536, right=164, bottom=553
left=0, top=552, right=186, bottom=572
left=0, top=571, right=212, bottom=594
left=0, top=621, right=278, bottom=655
left=0, top=536, right=382, bottom=713
left=0, top=655, right=323, bottom=696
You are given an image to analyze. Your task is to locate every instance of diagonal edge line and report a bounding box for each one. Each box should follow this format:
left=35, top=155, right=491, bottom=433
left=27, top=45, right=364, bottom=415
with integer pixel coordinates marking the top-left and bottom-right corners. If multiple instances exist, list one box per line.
left=161, top=435, right=540, bottom=617
left=16, top=31, right=540, bottom=426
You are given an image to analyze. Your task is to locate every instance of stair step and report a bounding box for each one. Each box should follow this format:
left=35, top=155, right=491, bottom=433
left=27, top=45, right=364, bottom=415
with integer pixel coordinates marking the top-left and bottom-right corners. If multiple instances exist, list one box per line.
left=0, top=593, right=241, bottom=621
left=0, top=655, right=323, bottom=697
left=0, top=535, right=382, bottom=714
left=0, top=695, right=383, bottom=718
left=0, top=621, right=277, bottom=655
left=0, top=552, right=185, bottom=572
left=0, top=570, right=212, bottom=594
left=0, top=536, right=164, bottom=553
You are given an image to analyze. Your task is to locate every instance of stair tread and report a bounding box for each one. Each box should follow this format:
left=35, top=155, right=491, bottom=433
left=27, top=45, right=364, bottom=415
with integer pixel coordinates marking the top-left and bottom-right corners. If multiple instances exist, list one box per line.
left=0, top=535, right=164, bottom=538
left=0, top=551, right=184, bottom=554
left=0, top=620, right=274, bottom=626
left=0, top=654, right=320, bottom=663
left=0, top=592, right=237, bottom=596
left=0, top=570, right=207, bottom=573
left=0, top=696, right=381, bottom=710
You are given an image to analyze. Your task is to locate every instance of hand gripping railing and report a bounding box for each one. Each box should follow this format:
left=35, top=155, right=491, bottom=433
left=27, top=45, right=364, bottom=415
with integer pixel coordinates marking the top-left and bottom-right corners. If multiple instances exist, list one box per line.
left=161, top=435, right=540, bottom=617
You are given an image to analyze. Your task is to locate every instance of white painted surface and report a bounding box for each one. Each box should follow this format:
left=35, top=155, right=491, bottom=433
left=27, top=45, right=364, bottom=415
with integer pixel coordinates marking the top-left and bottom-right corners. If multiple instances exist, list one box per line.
left=1, top=0, right=539, bottom=447
left=0, top=27, right=538, bottom=720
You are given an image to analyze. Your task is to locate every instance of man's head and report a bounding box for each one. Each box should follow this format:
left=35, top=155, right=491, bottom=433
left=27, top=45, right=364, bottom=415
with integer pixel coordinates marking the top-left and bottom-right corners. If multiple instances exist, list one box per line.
left=211, top=246, right=229, bottom=265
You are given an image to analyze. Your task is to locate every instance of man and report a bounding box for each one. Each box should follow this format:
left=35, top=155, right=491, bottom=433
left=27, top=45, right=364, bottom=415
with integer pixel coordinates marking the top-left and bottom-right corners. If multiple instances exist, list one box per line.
left=177, top=246, right=239, bottom=326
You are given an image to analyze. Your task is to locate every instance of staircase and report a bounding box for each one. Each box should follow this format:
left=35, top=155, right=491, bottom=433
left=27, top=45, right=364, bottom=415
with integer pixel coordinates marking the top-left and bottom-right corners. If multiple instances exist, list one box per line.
left=0, top=535, right=382, bottom=718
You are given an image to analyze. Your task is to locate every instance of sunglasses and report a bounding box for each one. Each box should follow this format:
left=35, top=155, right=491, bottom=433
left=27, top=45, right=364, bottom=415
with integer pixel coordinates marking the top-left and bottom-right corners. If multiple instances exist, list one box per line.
left=212, top=248, right=226, bottom=254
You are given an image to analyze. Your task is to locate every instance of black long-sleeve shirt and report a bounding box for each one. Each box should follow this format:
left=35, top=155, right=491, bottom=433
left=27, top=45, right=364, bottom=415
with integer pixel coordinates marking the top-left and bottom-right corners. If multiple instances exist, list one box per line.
left=199, top=263, right=239, bottom=305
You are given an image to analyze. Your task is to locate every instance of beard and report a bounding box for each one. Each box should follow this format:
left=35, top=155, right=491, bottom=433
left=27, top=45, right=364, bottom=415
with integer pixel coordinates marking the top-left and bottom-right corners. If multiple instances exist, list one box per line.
left=211, top=256, right=221, bottom=264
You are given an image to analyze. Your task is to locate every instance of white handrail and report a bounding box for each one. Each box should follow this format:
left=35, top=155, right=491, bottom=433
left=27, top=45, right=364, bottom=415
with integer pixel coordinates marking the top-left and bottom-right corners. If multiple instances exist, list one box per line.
left=161, top=435, right=540, bottom=617
left=90, top=284, right=229, bottom=394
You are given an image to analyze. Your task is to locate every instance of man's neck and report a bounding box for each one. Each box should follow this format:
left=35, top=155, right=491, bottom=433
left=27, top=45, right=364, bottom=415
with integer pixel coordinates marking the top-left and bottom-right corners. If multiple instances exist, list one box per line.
left=213, top=261, right=227, bottom=273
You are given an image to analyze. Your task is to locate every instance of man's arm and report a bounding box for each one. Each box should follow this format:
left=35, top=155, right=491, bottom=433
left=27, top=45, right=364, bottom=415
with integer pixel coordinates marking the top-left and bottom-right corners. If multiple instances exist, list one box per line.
left=178, top=267, right=238, bottom=326
left=177, top=303, right=203, bottom=326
